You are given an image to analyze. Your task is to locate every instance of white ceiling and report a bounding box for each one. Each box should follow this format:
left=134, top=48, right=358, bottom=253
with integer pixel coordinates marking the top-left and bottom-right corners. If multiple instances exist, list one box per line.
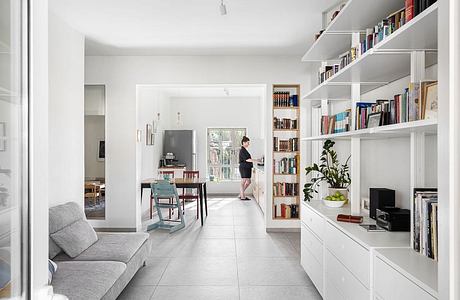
left=139, top=84, right=265, bottom=99
left=50, top=0, right=338, bottom=56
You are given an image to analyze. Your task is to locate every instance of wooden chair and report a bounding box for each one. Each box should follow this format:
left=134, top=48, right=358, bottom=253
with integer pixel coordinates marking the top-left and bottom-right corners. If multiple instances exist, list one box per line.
left=150, top=171, right=176, bottom=219
left=179, top=171, right=200, bottom=219
left=84, top=182, right=100, bottom=206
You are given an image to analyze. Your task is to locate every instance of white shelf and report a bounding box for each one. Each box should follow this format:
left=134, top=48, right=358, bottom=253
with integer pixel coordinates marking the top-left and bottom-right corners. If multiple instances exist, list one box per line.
left=302, top=33, right=352, bottom=62
left=303, top=201, right=410, bottom=250
left=375, top=248, right=438, bottom=298
left=302, top=82, right=384, bottom=101
left=301, top=119, right=437, bottom=141
left=376, top=3, right=438, bottom=52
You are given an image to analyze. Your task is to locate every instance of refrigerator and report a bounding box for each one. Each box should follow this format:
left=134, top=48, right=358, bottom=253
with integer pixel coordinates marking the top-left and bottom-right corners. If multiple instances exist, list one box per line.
left=163, top=130, right=197, bottom=170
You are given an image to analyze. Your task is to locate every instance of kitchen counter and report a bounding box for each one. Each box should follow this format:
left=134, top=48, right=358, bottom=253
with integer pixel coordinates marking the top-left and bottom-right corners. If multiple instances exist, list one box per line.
left=254, top=165, right=265, bottom=172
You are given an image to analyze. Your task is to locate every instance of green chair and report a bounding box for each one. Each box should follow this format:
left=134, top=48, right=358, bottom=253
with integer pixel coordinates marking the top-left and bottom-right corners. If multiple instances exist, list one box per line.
left=147, top=180, right=185, bottom=233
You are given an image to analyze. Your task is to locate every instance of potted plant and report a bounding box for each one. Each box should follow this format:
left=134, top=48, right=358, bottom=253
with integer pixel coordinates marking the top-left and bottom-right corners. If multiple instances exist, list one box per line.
left=304, top=139, right=351, bottom=207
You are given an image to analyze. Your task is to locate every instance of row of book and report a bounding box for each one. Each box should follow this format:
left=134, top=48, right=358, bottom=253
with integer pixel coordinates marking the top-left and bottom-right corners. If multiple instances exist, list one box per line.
left=273, top=137, right=299, bottom=152
left=413, top=188, right=438, bottom=261
left=273, top=92, right=299, bottom=107
left=273, top=155, right=299, bottom=175
left=274, top=117, right=298, bottom=130
left=317, top=1, right=437, bottom=85
left=277, top=204, right=299, bottom=219
left=321, top=110, right=351, bottom=135
left=355, top=81, right=438, bottom=130
left=273, top=182, right=299, bottom=197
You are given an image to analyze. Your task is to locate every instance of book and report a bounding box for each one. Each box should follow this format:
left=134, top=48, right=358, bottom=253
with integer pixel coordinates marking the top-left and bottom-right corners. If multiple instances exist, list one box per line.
left=413, top=188, right=438, bottom=260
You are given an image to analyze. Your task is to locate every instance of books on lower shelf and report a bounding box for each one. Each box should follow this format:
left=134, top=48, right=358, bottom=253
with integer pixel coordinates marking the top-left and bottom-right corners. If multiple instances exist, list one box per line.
left=273, top=155, right=299, bottom=175
left=273, top=182, right=299, bottom=197
left=413, top=188, right=438, bottom=261
left=273, top=137, right=299, bottom=152
left=273, top=92, right=298, bottom=107
left=355, top=81, right=437, bottom=130
left=274, top=204, right=299, bottom=219
left=274, top=117, right=298, bottom=130
left=321, top=110, right=351, bottom=135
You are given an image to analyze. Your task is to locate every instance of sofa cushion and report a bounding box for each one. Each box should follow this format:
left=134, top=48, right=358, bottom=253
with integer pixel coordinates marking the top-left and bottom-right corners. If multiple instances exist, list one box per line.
left=54, top=233, right=149, bottom=264
left=51, top=219, right=98, bottom=258
left=49, top=202, right=85, bottom=234
left=52, top=261, right=126, bottom=300
left=49, top=239, right=62, bottom=259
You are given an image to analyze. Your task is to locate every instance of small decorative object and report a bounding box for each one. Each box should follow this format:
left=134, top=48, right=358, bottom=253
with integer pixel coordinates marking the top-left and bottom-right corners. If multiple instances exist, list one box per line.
left=0, top=122, right=6, bottom=152
left=146, top=123, right=154, bottom=145
left=361, top=197, right=370, bottom=215
left=367, top=112, right=382, bottom=128
left=424, top=82, right=438, bottom=120
left=97, top=139, right=105, bottom=162
left=304, top=139, right=351, bottom=203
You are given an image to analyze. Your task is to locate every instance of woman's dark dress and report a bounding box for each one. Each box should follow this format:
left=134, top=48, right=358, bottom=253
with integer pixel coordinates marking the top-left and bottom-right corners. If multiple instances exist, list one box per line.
left=239, top=146, right=253, bottom=179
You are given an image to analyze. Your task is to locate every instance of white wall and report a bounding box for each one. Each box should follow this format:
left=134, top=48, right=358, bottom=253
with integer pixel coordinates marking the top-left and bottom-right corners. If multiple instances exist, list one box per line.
left=85, top=56, right=310, bottom=230
left=84, top=116, right=105, bottom=178
left=169, top=96, right=264, bottom=194
left=48, top=12, right=85, bottom=208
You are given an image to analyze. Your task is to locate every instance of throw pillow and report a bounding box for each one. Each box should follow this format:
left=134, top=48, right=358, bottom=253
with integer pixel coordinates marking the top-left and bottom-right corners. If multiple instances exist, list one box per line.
left=50, top=219, right=98, bottom=258
left=48, top=259, right=57, bottom=284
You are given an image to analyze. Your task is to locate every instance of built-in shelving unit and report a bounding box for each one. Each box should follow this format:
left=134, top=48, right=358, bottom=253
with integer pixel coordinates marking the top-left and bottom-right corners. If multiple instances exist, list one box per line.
left=300, top=0, right=440, bottom=299
left=272, top=84, right=300, bottom=221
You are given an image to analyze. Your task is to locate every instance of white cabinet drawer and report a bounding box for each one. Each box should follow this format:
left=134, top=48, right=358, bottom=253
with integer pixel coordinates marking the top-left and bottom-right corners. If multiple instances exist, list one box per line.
left=325, top=249, right=369, bottom=300
left=301, top=243, right=323, bottom=295
left=374, top=257, right=437, bottom=300
left=324, top=222, right=370, bottom=288
left=301, top=222, right=323, bottom=264
left=301, top=205, right=324, bottom=238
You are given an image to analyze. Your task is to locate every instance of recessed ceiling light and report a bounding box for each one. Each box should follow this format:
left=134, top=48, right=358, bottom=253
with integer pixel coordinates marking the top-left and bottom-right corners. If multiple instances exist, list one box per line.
left=220, top=0, right=227, bottom=15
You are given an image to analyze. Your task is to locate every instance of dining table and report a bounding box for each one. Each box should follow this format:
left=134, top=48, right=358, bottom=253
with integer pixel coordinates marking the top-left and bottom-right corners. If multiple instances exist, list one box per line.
left=141, top=178, right=208, bottom=226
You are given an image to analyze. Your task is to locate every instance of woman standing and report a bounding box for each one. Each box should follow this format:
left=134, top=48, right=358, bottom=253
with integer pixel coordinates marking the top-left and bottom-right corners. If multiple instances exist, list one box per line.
left=239, top=136, right=259, bottom=200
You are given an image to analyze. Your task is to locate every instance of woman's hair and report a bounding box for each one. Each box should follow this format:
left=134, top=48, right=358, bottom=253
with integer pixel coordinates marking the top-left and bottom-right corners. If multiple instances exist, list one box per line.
left=241, top=136, right=250, bottom=145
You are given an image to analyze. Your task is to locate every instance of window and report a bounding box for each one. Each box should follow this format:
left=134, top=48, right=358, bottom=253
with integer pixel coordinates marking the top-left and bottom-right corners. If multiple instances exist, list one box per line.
left=207, top=128, right=246, bottom=181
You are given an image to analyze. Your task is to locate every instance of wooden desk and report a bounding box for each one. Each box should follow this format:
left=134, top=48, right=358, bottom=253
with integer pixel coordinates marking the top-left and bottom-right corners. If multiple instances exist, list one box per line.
left=141, top=178, right=208, bottom=225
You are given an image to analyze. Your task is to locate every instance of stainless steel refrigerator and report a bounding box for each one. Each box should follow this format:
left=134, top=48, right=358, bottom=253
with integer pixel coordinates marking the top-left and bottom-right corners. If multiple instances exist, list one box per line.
left=163, top=130, right=197, bottom=170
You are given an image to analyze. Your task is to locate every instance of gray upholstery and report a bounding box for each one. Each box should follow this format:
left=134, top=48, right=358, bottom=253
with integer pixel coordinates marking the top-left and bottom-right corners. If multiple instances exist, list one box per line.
left=52, top=261, right=126, bottom=300
left=49, top=202, right=85, bottom=234
left=51, top=219, right=98, bottom=258
left=49, top=239, right=62, bottom=259
left=54, top=233, right=149, bottom=263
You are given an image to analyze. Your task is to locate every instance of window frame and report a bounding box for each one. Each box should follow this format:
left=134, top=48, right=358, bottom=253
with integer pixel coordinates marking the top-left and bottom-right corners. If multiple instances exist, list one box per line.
left=206, top=127, right=247, bottom=182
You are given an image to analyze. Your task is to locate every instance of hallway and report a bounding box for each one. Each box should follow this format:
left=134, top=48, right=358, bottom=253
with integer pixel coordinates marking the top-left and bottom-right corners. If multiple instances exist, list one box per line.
left=118, top=197, right=320, bottom=300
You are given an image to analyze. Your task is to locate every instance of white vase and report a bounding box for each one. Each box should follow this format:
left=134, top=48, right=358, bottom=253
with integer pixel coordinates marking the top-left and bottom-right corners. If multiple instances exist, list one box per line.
left=328, top=188, right=349, bottom=201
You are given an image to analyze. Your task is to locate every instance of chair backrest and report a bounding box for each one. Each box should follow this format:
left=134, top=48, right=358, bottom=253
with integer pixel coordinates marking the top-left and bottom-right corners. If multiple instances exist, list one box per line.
left=158, top=170, right=175, bottom=180
left=151, top=181, right=178, bottom=198
left=183, top=170, right=199, bottom=179
left=85, top=183, right=96, bottom=193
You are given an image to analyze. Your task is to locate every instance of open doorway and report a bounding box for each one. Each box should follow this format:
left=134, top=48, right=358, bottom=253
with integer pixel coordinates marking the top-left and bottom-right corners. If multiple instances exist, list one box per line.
left=84, top=85, right=106, bottom=219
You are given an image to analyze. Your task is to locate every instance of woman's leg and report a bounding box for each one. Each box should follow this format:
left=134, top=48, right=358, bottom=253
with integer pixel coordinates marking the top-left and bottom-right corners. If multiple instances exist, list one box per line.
left=242, top=178, right=251, bottom=198
left=240, top=179, right=246, bottom=199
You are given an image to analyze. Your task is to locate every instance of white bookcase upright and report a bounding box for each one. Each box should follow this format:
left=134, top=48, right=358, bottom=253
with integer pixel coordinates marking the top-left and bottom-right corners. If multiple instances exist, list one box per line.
left=300, top=1, right=442, bottom=299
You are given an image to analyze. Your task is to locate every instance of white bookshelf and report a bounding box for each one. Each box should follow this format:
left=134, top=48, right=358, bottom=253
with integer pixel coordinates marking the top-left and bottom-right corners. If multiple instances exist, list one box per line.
left=300, top=0, right=440, bottom=299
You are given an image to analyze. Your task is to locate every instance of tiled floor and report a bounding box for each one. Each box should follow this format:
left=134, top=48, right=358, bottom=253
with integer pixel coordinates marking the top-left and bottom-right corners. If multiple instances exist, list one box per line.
left=117, top=196, right=321, bottom=300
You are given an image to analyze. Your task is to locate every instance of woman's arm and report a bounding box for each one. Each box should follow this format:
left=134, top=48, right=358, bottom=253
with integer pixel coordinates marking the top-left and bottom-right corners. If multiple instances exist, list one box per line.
left=246, top=158, right=260, bottom=163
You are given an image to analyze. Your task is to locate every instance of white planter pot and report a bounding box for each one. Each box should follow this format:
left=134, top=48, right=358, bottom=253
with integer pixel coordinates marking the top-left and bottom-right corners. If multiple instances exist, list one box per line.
left=322, top=188, right=348, bottom=208
left=322, top=199, right=346, bottom=208
left=328, top=188, right=349, bottom=200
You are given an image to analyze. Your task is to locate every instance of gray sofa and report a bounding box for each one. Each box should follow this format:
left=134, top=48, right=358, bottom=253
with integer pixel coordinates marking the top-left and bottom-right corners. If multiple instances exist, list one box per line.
left=49, top=202, right=151, bottom=300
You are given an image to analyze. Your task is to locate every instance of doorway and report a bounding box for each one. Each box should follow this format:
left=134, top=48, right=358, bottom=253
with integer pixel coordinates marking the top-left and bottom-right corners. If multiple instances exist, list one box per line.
left=84, top=85, right=106, bottom=219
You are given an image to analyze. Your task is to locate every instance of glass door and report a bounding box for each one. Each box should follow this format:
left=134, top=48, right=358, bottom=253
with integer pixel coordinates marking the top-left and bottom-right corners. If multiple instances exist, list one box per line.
left=0, top=0, right=28, bottom=298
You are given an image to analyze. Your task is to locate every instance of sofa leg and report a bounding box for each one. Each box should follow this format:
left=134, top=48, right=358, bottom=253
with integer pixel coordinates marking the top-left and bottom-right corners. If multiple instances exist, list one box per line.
left=143, top=261, right=147, bottom=267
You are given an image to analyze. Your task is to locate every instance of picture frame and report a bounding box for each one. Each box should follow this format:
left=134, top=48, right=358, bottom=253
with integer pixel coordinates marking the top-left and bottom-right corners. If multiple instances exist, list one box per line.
left=424, top=82, right=438, bottom=120
left=97, top=139, right=105, bottom=161
left=0, top=122, right=5, bottom=152
left=367, top=112, right=382, bottom=128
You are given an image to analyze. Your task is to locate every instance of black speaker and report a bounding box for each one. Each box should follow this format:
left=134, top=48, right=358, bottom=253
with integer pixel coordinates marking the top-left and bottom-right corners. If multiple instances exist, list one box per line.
left=369, top=188, right=395, bottom=219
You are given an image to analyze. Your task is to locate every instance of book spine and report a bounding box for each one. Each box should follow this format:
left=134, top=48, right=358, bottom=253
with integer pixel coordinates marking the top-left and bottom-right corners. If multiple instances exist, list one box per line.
left=406, top=0, right=414, bottom=22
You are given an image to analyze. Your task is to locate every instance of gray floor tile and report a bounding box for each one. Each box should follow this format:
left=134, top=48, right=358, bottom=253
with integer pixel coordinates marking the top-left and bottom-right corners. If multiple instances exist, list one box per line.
left=237, top=257, right=313, bottom=286
left=129, top=258, right=170, bottom=286
left=159, top=257, right=238, bottom=286
left=198, top=225, right=235, bottom=239
left=236, top=238, right=298, bottom=258
left=234, top=226, right=287, bottom=239
left=176, top=238, right=236, bottom=257
left=116, top=284, right=156, bottom=300
left=151, top=286, right=239, bottom=300
left=205, top=216, right=234, bottom=226
left=239, top=286, right=322, bottom=300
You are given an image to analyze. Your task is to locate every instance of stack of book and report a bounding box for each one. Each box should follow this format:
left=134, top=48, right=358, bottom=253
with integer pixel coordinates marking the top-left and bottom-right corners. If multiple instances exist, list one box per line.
left=406, top=0, right=438, bottom=22
left=413, top=188, right=438, bottom=261
left=273, top=117, right=298, bottom=130
left=321, top=110, right=351, bottom=135
left=273, top=155, right=299, bottom=174
left=279, top=204, right=299, bottom=219
left=355, top=81, right=437, bottom=129
left=273, top=137, right=299, bottom=152
left=273, top=92, right=298, bottom=107
left=318, top=64, right=340, bottom=84
left=273, top=183, right=299, bottom=197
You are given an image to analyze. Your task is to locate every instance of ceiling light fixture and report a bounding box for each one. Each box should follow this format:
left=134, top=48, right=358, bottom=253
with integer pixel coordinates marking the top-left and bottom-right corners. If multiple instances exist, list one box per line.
left=220, top=0, right=227, bottom=15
